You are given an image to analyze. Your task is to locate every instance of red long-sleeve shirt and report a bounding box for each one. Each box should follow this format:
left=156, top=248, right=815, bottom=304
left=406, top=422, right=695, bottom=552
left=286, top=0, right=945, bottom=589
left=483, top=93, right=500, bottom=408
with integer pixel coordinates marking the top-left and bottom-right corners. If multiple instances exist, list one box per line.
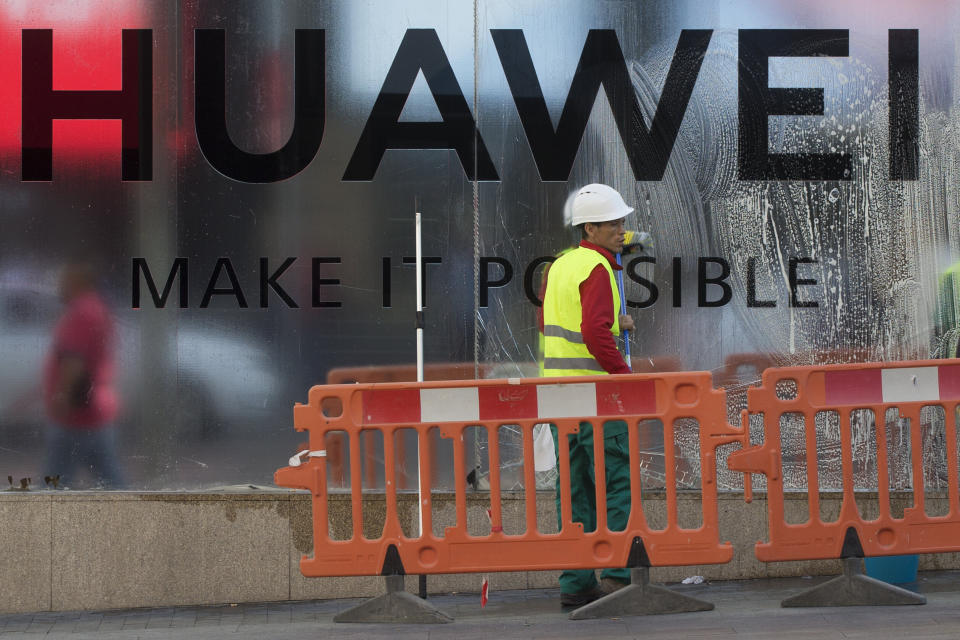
left=539, top=241, right=630, bottom=374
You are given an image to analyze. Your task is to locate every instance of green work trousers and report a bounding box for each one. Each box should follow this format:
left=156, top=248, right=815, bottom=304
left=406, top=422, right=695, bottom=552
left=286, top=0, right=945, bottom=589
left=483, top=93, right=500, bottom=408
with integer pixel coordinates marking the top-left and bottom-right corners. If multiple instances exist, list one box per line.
left=552, top=420, right=631, bottom=594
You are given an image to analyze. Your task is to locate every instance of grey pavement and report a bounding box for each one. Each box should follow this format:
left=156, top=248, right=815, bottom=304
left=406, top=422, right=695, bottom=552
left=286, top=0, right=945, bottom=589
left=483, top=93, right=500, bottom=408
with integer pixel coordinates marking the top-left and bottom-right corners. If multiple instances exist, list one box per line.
left=2, top=570, right=959, bottom=639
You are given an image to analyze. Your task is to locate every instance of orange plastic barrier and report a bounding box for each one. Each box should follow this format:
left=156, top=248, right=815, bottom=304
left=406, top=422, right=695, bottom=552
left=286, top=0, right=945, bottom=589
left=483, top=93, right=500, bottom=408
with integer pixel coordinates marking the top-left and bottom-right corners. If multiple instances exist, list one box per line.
left=322, top=360, right=682, bottom=489
left=326, top=363, right=493, bottom=386
left=275, top=372, right=745, bottom=577
left=714, top=353, right=777, bottom=390
left=714, top=350, right=875, bottom=390
left=728, top=358, right=960, bottom=562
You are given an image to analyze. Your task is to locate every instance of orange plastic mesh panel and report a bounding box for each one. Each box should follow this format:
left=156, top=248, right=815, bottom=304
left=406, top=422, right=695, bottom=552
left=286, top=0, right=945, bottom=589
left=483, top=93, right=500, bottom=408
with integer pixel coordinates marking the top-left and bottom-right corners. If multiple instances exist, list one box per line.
left=275, top=372, right=745, bottom=577
left=715, top=353, right=777, bottom=389
left=325, top=363, right=493, bottom=385
left=323, top=364, right=494, bottom=488
left=728, top=358, right=960, bottom=562
left=715, top=350, right=877, bottom=389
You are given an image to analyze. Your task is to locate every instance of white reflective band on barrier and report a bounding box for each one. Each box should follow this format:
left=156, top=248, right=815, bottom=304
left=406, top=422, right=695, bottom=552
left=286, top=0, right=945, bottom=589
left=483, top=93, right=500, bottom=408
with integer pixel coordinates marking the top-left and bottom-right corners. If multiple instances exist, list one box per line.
left=420, top=387, right=480, bottom=423
left=536, top=383, right=597, bottom=419
left=881, top=366, right=940, bottom=403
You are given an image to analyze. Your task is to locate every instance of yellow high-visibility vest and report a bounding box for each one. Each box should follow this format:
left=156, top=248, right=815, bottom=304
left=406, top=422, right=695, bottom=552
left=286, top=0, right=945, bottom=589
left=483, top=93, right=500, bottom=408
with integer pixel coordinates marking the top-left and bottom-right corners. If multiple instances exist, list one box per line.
left=541, top=246, right=620, bottom=377
left=936, top=262, right=960, bottom=358
left=937, top=262, right=960, bottom=330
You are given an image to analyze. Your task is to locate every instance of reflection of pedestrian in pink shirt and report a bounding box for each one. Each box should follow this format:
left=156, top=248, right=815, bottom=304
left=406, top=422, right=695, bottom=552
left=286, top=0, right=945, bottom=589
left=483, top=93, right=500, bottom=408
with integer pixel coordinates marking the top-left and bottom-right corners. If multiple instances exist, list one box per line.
left=43, top=263, right=123, bottom=488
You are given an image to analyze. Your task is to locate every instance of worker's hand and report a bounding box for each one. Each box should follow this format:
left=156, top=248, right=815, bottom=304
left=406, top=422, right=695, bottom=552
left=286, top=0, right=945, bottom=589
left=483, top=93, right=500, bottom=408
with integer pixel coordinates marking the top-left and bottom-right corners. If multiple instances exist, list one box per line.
left=622, top=231, right=653, bottom=255
left=619, top=314, right=635, bottom=332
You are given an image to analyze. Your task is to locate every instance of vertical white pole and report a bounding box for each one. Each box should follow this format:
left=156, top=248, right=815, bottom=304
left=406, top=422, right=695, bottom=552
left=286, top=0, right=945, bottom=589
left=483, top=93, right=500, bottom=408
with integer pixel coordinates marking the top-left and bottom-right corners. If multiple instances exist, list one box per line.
left=416, top=212, right=424, bottom=384
left=415, top=212, right=424, bottom=541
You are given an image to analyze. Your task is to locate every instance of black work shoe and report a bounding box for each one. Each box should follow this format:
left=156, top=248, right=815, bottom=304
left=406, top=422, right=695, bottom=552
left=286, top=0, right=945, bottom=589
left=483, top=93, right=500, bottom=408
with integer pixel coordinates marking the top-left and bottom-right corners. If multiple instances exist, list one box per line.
left=599, top=577, right=630, bottom=595
left=560, top=585, right=605, bottom=608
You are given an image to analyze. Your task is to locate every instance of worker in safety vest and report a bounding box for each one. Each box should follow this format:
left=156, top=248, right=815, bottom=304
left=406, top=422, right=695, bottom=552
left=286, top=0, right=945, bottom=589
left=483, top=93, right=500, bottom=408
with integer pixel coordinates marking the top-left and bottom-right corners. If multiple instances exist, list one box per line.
left=539, top=183, right=635, bottom=608
left=935, top=261, right=960, bottom=359
left=536, top=229, right=650, bottom=375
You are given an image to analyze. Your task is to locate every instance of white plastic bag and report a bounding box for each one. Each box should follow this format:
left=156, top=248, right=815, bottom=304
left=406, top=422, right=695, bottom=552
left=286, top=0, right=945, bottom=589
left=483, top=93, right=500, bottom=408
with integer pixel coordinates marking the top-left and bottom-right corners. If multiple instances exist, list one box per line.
left=533, top=423, right=556, bottom=471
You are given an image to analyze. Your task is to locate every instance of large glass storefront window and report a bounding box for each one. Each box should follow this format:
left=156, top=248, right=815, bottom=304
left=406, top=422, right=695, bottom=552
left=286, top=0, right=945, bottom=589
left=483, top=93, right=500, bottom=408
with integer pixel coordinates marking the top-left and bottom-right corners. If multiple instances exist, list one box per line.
left=0, top=0, right=956, bottom=491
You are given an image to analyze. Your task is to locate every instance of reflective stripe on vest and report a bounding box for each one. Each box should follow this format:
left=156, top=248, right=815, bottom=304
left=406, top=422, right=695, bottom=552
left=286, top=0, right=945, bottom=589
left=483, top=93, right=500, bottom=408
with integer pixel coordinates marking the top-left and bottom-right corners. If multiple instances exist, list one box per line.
left=542, top=357, right=605, bottom=372
left=542, top=324, right=584, bottom=344
left=541, top=246, right=620, bottom=377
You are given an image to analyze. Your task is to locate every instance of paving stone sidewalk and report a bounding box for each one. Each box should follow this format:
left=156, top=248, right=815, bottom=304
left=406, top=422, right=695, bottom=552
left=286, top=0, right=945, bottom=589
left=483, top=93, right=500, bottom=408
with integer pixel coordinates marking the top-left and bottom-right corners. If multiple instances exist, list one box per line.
left=2, top=571, right=959, bottom=639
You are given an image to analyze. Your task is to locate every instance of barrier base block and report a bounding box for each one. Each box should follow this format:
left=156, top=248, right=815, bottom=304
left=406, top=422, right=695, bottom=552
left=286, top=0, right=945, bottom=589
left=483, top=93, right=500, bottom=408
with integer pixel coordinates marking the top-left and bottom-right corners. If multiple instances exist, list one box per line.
left=333, top=575, right=454, bottom=624
left=568, top=567, right=714, bottom=620
left=781, top=557, right=927, bottom=608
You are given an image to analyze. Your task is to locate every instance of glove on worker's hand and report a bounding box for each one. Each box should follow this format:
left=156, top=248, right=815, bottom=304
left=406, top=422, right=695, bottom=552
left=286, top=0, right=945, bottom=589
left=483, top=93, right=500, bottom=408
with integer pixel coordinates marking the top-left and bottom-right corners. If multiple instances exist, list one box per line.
left=622, top=230, right=653, bottom=255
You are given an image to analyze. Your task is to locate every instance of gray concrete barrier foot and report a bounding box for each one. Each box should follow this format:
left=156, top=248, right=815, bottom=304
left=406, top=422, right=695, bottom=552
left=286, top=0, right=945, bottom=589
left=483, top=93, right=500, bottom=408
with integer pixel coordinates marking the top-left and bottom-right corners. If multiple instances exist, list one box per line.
left=781, top=557, right=927, bottom=608
left=333, top=575, right=454, bottom=623
left=568, top=567, right=715, bottom=620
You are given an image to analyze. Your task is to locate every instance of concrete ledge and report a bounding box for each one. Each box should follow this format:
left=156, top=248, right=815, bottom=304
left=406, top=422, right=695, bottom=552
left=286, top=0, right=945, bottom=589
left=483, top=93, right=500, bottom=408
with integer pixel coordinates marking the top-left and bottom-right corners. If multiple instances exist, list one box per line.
left=1, top=490, right=957, bottom=614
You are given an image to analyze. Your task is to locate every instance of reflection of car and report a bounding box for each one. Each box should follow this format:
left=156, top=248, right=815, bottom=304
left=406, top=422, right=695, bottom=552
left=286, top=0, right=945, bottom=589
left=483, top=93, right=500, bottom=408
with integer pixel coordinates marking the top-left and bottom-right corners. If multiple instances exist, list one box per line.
left=170, top=327, right=280, bottom=439
left=0, top=283, right=280, bottom=442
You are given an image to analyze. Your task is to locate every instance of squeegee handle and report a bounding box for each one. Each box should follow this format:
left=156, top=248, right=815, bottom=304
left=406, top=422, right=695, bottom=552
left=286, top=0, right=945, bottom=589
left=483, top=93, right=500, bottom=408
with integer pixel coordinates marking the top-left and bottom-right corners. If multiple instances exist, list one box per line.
left=615, top=253, right=631, bottom=371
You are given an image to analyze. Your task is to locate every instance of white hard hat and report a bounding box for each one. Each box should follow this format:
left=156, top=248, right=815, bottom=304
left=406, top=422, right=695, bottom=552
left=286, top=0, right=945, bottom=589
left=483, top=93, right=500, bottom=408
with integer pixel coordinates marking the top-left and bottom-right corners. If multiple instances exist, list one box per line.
left=569, top=184, right=634, bottom=226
